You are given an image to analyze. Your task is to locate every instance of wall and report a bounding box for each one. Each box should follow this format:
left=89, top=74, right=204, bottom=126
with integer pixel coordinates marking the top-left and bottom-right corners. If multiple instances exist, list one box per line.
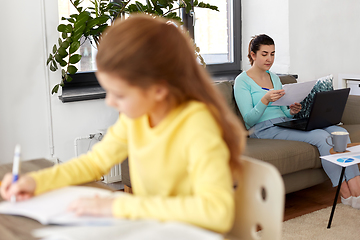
left=0, top=1, right=50, bottom=164
left=241, top=0, right=290, bottom=74
left=0, top=0, right=118, bottom=164
left=289, top=0, right=360, bottom=86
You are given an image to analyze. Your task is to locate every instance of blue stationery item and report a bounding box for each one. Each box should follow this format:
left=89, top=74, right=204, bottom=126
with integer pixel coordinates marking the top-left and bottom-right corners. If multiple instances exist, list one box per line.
left=262, top=87, right=270, bottom=91
left=11, top=144, right=21, bottom=202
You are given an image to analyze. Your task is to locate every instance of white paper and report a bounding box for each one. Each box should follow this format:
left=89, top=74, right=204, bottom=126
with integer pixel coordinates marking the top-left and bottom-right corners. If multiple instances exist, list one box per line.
left=32, top=221, right=223, bottom=240
left=0, top=186, right=125, bottom=225
left=320, top=146, right=360, bottom=167
left=271, top=80, right=317, bottom=106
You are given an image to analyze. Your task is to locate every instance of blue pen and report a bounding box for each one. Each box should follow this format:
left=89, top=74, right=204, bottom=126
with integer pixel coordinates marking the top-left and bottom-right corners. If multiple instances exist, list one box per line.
left=11, top=144, right=21, bottom=203
left=262, top=87, right=270, bottom=91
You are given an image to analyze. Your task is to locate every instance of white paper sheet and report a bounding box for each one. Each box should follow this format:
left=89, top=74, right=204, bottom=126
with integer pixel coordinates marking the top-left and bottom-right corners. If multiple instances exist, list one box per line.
left=0, top=186, right=125, bottom=225
left=271, top=80, right=317, bottom=106
left=320, top=145, right=360, bottom=167
left=32, top=221, right=223, bottom=240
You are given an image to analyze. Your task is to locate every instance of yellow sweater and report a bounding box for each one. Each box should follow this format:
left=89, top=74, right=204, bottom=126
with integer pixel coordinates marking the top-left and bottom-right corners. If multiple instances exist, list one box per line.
left=30, top=101, right=234, bottom=233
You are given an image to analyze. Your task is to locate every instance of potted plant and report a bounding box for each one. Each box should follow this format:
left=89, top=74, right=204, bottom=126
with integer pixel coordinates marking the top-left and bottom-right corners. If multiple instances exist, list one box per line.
left=47, top=0, right=218, bottom=94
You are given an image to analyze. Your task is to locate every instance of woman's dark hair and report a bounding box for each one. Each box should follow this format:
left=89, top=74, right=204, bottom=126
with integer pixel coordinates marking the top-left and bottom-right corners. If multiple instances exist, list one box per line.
left=247, top=34, right=275, bottom=66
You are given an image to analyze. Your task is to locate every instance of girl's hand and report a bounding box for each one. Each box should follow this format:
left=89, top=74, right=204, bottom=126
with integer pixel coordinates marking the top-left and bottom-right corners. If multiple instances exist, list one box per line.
left=0, top=174, right=36, bottom=201
left=290, top=102, right=302, bottom=115
left=67, top=195, right=114, bottom=217
left=261, top=89, right=285, bottom=105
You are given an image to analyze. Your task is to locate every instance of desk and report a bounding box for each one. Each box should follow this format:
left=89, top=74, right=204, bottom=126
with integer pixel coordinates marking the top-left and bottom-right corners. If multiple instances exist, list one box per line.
left=0, top=158, right=116, bottom=240
left=327, top=143, right=360, bottom=229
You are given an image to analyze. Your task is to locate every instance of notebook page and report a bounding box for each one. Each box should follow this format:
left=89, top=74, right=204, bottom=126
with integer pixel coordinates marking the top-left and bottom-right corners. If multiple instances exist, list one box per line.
left=32, top=221, right=223, bottom=240
left=0, top=186, right=125, bottom=225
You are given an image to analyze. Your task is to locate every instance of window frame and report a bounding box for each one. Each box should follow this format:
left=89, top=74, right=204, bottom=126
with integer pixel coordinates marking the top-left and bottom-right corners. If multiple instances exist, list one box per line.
left=59, top=0, right=242, bottom=102
left=182, top=0, right=241, bottom=76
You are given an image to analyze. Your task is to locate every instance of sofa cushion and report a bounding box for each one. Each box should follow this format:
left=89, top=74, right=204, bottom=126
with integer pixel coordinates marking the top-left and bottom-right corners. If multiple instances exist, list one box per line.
left=279, top=75, right=297, bottom=84
left=243, top=138, right=321, bottom=175
left=342, top=95, right=360, bottom=125
left=215, top=81, right=244, bottom=125
left=341, top=124, right=360, bottom=143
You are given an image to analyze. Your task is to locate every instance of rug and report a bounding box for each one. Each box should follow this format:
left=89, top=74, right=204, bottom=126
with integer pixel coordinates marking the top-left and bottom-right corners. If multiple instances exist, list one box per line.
left=282, top=203, right=360, bottom=240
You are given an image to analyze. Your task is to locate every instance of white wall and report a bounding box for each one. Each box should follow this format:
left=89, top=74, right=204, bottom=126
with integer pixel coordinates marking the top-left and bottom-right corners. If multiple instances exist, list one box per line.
left=44, top=0, right=118, bottom=162
left=289, top=0, right=360, bottom=86
left=0, top=0, right=118, bottom=164
left=241, top=0, right=290, bottom=74
left=0, top=1, right=50, bottom=164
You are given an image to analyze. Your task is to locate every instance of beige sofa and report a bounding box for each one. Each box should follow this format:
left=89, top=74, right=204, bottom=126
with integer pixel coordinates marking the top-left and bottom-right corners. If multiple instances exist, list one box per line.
left=121, top=75, right=360, bottom=194
left=215, top=75, right=360, bottom=193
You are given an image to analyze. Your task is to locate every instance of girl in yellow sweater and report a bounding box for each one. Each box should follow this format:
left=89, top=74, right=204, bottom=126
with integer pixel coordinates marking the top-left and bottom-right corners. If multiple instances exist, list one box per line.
left=0, top=14, right=246, bottom=233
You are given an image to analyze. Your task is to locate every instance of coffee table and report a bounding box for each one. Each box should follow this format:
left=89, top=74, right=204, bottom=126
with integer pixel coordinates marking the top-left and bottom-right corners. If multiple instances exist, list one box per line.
left=327, top=143, right=360, bottom=228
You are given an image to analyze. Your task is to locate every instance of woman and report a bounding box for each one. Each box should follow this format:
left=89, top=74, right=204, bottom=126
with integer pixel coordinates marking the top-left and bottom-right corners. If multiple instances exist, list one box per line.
left=234, top=34, right=360, bottom=208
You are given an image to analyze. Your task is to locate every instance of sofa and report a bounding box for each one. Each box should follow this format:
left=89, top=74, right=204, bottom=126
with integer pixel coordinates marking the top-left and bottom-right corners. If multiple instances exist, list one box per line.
left=121, top=75, right=360, bottom=194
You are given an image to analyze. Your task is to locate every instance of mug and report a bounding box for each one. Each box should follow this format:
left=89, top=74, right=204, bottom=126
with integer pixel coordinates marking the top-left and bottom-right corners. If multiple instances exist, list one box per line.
left=326, top=131, right=349, bottom=152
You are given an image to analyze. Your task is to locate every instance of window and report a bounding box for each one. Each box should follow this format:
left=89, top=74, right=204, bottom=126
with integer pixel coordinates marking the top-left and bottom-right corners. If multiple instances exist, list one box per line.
left=56, top=0, right=241, bottom=102
left=58, top=0, right=98, bottom=72
left=183, top=0, right=241, bottom=76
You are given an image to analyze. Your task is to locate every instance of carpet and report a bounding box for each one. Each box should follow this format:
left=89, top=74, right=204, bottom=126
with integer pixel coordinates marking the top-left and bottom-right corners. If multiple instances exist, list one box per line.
left=282, top=203, right=360, bottom=240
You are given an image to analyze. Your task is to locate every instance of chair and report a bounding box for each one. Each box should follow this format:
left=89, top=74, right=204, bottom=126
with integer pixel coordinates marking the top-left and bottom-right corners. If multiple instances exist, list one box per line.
left=226, top=156, right=285, bottom=240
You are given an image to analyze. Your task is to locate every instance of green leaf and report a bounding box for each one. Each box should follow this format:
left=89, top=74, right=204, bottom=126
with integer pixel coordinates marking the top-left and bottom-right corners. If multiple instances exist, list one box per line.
left=74, top=11, right=90, bottom=29
left=52, top=45, right=57, bottom=54
left=57, top=24, right=73, bottom=33
left=67, top=65, right=78, bottom=75
left=54, top=54, right=63, bottom=63
left=58, top=47, right=68, bottom=58
left=69, top=54, right=82, bottom=64
left=46, top=54, right=53, bottom=65
left=51, top=84, right=60, bottom=94
left=60, top=60, right=67, bottom=67
left=66, top=75, right=73, bottom=82
left=69, top=41, right=81, bottom=54
left=72, top=24, right=86, bottom=41
left=58, top=38, right=62, bottom=46
left=61, top=40, right=70, bottom=49
left=50, top=61, right=57, bottom=71
left=135, top=2, right=145, bottom=12
left=62, top=32, right=68, bottom=39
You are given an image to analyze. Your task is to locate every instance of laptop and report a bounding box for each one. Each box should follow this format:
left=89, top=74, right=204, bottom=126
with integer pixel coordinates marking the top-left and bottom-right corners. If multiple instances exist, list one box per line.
left=274, top=88, right=350, bottom=131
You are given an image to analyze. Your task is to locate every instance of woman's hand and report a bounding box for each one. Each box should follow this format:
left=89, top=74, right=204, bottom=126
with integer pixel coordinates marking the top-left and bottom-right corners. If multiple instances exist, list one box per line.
left=67, top=195, right=114, bottom=217
left=261, top=89, right=285, bottom=105
left=290, top=102, right=302, bottom=115
left=0, top=174, right=36, bottom=201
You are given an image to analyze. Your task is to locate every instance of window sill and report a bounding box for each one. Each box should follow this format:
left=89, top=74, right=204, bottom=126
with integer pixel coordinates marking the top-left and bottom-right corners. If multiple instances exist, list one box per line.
left=59, top=85, right=105, bottom=103
left=58, top=71, right=105, bottom=103
left=58, top=71, right=298, bottom=103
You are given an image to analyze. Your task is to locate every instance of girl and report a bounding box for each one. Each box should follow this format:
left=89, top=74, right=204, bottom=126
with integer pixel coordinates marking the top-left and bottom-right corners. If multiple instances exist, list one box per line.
left=234, top=34, right=360, bottom=208
left=0, top=15, right=246, bottom=233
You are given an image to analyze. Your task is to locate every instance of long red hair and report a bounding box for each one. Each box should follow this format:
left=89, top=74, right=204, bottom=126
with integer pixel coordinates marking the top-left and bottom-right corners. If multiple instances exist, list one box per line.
left=96, top=14, right=246, bottom=173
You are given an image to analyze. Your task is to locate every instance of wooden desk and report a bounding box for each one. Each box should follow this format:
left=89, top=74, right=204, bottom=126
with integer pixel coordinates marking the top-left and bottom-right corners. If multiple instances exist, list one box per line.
left=0, top=158, right=116, bottom=240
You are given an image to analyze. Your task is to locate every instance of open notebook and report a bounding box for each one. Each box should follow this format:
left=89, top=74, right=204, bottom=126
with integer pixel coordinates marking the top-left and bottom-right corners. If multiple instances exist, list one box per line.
left=0, top=186, right=222, bottom=240
left=0, top=186, right=126, bottom=225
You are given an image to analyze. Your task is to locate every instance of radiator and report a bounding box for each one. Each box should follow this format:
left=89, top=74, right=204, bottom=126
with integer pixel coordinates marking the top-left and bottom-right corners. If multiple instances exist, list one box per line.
left=103, top=163, right=122, bottom=183
left=74, top=132, right=122, bottom=184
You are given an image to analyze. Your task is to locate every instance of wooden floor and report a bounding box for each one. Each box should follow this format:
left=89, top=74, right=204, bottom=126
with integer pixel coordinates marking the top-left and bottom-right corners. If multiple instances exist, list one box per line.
left=284, top=179, right=340, bottom=221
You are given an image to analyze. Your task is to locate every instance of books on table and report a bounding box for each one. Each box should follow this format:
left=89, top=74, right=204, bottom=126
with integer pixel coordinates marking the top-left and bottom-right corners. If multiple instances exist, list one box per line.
left=0, top=186, right=126, bottom=225
left=0, top=186, right=223, bottom=240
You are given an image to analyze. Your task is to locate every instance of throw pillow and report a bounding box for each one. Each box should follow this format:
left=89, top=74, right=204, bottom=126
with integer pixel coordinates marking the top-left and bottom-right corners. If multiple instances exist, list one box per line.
left=294, top=75, right=334, bottom=119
